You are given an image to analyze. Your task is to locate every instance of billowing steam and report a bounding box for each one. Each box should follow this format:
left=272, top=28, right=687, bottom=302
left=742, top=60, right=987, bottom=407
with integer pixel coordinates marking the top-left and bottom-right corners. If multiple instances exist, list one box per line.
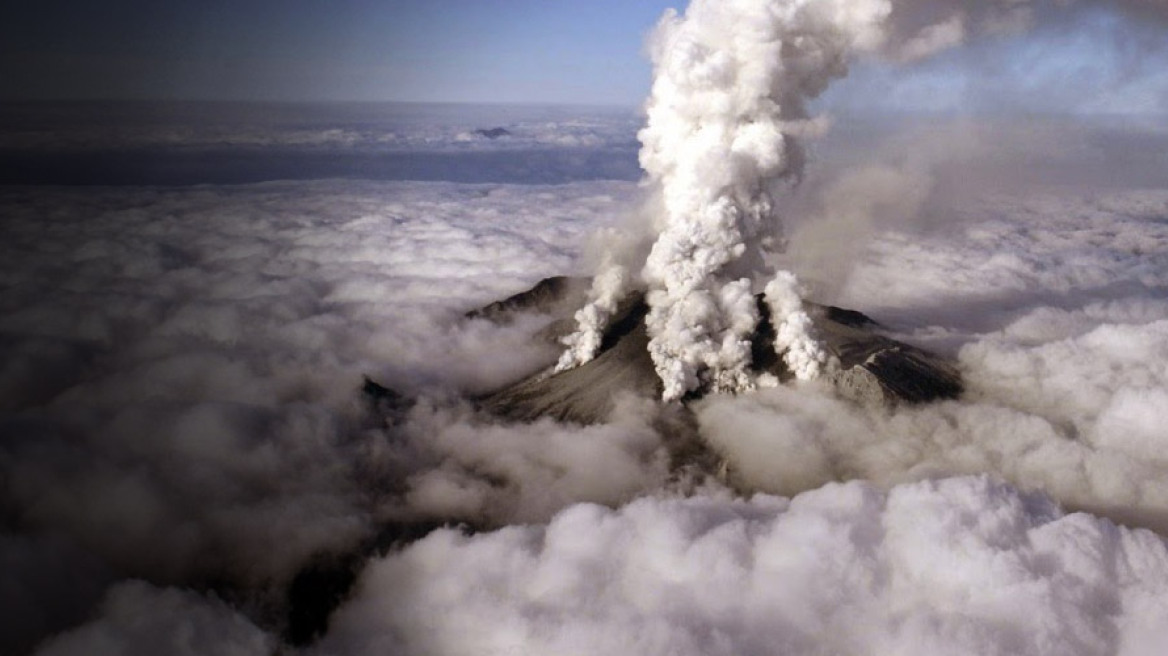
left=764, top=271, right=828, bottom=380
left=559, top=0, right=890, bottom=399
left=556, top=0, right=1168, bottom=401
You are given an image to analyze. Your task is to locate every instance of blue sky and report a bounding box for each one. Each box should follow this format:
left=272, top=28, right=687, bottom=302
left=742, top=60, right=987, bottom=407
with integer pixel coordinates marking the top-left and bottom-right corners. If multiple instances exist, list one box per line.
left=0, top=0, right=675, bottom=104
left=1, top=0, right=1166, bottom=114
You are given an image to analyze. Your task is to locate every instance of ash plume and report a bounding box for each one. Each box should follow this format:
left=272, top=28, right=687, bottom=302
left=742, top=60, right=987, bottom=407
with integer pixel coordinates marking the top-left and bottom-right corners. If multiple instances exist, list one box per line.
left=881, top=0, right=1168, bottom=62
left=557, top=0, right=1168, bottom=402
left=559, top=0, right=890, bottom=400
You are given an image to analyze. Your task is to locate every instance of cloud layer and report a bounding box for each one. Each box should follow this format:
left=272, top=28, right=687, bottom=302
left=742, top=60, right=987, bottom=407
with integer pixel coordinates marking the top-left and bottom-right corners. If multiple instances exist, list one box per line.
left=319, top=476, right=1168, bottom=656
left=3, top=107, right=1168, bottom=653
left=0, top=178, right=660, bottom=651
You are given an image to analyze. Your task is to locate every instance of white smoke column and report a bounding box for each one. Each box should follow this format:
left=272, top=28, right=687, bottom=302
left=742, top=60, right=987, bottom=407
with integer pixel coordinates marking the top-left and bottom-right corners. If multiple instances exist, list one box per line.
left=555, top=258, right=629, bottom=372
left=559, top=0, right=1168, bottom=396
left=635, top=0, right=887, bottom=400
left=765, top=271, right=829, bottom=380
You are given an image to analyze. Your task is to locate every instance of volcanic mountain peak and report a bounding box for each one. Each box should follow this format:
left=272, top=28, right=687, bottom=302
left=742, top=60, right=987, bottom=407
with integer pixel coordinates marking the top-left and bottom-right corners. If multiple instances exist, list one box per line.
left=472, top=277, right=962, bottom=425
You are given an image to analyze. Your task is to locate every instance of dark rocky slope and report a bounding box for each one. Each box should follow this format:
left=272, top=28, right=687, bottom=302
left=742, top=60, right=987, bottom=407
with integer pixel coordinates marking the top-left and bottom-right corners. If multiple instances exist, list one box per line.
left=473, top=277, right=961, bottom=424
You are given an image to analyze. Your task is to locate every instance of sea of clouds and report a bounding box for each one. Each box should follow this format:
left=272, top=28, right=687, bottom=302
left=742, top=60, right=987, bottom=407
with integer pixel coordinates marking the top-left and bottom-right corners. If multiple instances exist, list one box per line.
left=0, top=103, right=643, bottom=186
left=0, top=155, right=667, bottom=651
left=0, top=102, right=643, bottom=153
left=3, top=104, right=1168, bottom=655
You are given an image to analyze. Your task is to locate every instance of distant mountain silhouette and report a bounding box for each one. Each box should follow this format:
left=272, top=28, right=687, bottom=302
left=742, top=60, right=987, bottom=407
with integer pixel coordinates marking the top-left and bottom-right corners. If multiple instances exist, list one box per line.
left=473, top=127, right=511, bottom=139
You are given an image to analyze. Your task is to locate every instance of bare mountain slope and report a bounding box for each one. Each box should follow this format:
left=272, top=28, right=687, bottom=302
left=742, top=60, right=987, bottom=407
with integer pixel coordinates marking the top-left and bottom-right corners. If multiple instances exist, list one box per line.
left=473, top=278, right=961, bottom=424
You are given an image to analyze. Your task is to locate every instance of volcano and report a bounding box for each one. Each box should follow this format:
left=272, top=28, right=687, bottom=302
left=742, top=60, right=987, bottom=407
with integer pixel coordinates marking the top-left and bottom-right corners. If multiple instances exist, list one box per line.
left=471, top=277, right=962, bottom=424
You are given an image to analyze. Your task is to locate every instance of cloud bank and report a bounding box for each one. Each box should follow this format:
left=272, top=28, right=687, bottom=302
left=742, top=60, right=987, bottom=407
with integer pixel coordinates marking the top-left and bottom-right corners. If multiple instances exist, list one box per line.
left=0, top=103, right=643, bottom=186
left=318, top=476, right=1168, bottom=656
left=0, top=179, right=667, bottom=651
left=6, top=149, right=1168, bottom=653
